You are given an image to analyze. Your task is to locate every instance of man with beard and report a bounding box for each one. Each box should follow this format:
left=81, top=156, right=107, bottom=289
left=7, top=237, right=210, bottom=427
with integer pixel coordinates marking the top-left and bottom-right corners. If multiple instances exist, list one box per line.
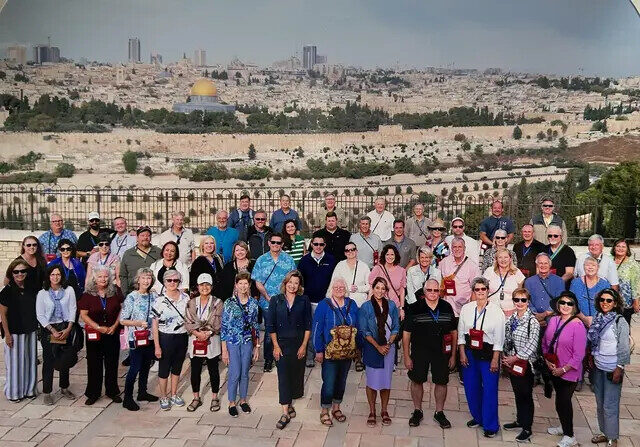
left=119, top=226, right=162, bottom=295
left=76, top=212, right=113, bottom=265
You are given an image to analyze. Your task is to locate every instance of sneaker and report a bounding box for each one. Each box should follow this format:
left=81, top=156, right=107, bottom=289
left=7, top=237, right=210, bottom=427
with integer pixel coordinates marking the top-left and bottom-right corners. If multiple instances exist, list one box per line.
left=408, top=409, right=423, bottom=427
left=60, top=388, right=76, bottom=400
left=171, top=395, right=185, bottom=407
left=504, top=421, right=522, bottom=431
left=484, top=430, right=498, bottom=438
left=433, top=411, right=451, bottom=429
left=240, top=402, right=252, bottom=413
left=43, top=393, right=54, bottom=406
left=516, top=430, right=532, bottom=442
left=123, top=397, right=140, bottom=412
left=160, top=397, right=171, bottom=411
left=557, top=436, right=578, bottom=447
left=137, top=392, right=159, bottom=402
left=606, top=441, right=617, bottom=447
left=467, top=419, right=480, bottom=428
left=229, top=405, right=239, bottom=418
left=548, top=426, right=564, bottom=436
left=263, top=361, right=273, bottom=373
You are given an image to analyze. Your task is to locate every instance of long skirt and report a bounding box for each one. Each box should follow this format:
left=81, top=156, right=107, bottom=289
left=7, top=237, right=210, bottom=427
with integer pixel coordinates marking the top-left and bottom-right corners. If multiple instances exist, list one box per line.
left=4, top=331, right=38, bottom=401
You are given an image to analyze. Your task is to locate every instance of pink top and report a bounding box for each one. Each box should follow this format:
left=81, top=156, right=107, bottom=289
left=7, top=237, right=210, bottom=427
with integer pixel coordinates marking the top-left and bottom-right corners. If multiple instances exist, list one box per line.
left=542, top=316, right=587, bottom=382
left=368, top=264, right=406, bottom=307
left=439, top=255, right=481, bottom=316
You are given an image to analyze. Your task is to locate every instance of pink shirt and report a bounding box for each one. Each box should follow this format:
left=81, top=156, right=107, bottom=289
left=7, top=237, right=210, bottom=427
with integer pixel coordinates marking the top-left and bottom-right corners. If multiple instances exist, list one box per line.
left=439, top=255, right=481, bottom=316
left=368, top=264, right=406, bottom=307
left=542, top=316, right=587, bottom=382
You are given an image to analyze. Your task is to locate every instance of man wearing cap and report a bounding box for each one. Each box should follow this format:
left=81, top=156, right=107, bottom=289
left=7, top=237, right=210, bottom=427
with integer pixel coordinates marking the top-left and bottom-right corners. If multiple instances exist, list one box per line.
left=405, top=203, right=431, bottom=247
left=513, top=224, right=546, bottom=279
left=530, top=197, right=567, bottom=245
left=383, top=219, right=417, bottom=268
left=119, top=226, right=162, bottom=295
left=205, top=210, right=239, bottom=264
left=478, top=200, right=515, bottom=248
left=159, top=211, right=196, bottom=266
left=444, top=217, right=480, bottom=264
left=38, top=213, right=78, bottom=259
left=77, top=212, right=114, bottom=265
left=110, top=216, right=137, bottom=258
left=366, top=197, right=395, bottom=241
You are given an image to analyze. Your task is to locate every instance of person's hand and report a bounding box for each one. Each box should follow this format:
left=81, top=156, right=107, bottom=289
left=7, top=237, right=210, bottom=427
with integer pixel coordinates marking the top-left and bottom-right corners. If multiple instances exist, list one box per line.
left=539, top=320, right=547, bottom=328
left=296, top=344, right=306, bottom=360
left=155, top=346, right=162, bottom=359
left=350, top=285, right=358, bottom=293
left=60, top=327, right=71, bottom=339
left=633, top=300, right=640, bottom=314
left=252, top=346, right=259, bottom=363
left=404, top=356, right=413, bottom=370
left=91, top=246, right=99, bottom=254
left=399, top=308, right=405, bottom=321
left=5, top=333, right=13, bottom=349
left=377, top=344, right=390, bottom=356
left=105, top=325, right=117, bottom=335
left=51, top=329, right=62, bottom=339
left=459, top=350, right=469, bottom=368
left=273, top=345, right=282, bottom=361
left=221, top=350, right=229, bottom=366
left=552, top=366, right=565, bottom=377
left=315, top=352, right=324, bottom=364
left=545, top=359, right=556, bottom=370
left=612, top=367, right=624, bottom=384
left=448, top=354, right=456, bottom=371
left=138, top=320, right=148, bottom=329
left=97, top=325, right=108, bottom=334
left=502, top=355, right=517, bottom=367
left=490, top=357, right=499, bottom=373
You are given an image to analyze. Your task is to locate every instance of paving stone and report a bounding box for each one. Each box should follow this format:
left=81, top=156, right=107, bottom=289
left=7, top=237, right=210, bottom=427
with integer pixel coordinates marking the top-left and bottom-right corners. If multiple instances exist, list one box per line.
left=2, top=426, right=41, bottom=441
left=44, top=406, right=103, bottom=422
left=32, top=433, right=74, bottom=447
left=41, top=420, right=88, bottom=435
left=166, top=419, right=214, bottom=440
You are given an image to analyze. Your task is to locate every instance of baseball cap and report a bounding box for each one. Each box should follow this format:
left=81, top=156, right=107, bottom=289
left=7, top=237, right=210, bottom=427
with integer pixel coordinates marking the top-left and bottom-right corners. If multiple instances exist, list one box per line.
left=88, top=211, right=100, bottom=221
left=197, top=273, right=213, bottom=285
left=136, top=225, right=152, bottom=236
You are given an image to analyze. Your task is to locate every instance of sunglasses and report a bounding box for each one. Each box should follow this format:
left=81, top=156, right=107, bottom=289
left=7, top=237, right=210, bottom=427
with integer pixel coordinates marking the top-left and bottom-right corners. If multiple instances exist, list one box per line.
left=312, top=242, right=326, bottom=247
left=165, top=278, right=180, bottom=283
left=12, top=269, right=28, bottom=274
left=254, top=217, right=266, bottom=221
left=548, top=234, right=561, bottom=239
left=512, top=297, right=528, bottom=303
left=452, top=225, right=464, bottom=229
left=344, top=248, right=357, bottom=252
left=473, top=287, right=488, bottom=292
left=269, top=240, right=283, bottom=245
left=542, top=204, right=554, bottom=208
left=424, top=288, right=439, bottom=292
left=495, top=236, right=506, bottom=240
left=598, top=298, right=614, bottom=304
left=89, top=219, right=100, bottom=223
left=59, top=247, right=72, bottom=252
left=558, top=300, right=575, bottom=307
left=24, top=243, right=37, bottom=248
left=98, top=242, right=110, bottom=247
left=430, top=227, right=445, bottom=231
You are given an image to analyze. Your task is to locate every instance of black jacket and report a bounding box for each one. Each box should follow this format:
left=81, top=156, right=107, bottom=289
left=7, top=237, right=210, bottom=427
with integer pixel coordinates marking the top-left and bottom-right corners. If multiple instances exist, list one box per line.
left=247, top=225, right=273, bottom=260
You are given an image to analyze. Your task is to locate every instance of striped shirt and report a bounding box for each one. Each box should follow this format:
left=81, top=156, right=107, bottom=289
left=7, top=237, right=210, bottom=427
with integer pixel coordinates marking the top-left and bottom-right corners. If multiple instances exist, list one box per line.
left=284, top=235, right=305, bottom=264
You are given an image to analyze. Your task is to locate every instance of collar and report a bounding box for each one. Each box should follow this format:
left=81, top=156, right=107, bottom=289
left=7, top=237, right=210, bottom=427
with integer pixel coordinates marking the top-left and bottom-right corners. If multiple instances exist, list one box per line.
left=393, top=236, right=405, bottom=243
left=311, top=252, right=325, bottom=263
left=538, top=273, right=550, bottom=280
left=360, top=231, right=371, bottom=238
left=171, top=227, right=184, bottom=237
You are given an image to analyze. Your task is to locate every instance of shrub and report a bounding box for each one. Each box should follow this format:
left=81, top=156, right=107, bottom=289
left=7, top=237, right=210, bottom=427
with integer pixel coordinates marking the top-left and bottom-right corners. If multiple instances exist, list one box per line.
left=122, top=150, right=138, bottom=173
left=54, top=163, right=76, bottom=178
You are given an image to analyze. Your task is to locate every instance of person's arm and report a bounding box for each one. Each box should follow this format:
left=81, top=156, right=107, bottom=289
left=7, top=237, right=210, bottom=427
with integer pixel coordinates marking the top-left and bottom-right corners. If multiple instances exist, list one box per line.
left=0, top=304, right=12, bottom=348
left=152, top=318, right=161, bottom=359
left=119, top=255, right=129, bottom=295
left=561, top=266, right=574, bottom=283
left=562, top=323, right=587, bottom=373
left=85, top=263, right=93, bottom=288
left=479, top=232, right=492, bottom=246
left=80, top=309, right=107, bottom=334
left=255, top=281, right=269, bottom=301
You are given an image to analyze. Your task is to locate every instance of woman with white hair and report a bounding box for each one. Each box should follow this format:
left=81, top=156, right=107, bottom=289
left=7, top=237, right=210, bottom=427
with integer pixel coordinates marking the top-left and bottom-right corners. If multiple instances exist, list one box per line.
left=570, top=257, right=611, bottom=326
left=151, top=269, right=190, bottom=411
left=480, top=229, right=517, bottom=272
left=406, top=246, right=442, bottom=305
left=78, top=265, right=124, bottom=405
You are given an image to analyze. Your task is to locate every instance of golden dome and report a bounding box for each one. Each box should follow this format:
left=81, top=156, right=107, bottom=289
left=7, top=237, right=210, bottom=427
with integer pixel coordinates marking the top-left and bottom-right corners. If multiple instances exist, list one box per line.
left=190, top=79, right=217, bottom=96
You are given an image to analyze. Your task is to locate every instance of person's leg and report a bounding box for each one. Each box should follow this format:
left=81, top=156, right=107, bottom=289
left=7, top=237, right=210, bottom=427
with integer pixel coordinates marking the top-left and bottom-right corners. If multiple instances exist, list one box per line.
left=479, top=358, right=499, bottom=433
left=84, top=338, right=103, bottom=399
left=190, top=356, right=203, bottom=396
left=553, top=377, right=577, bottom=437
left=320, top=360, right=337, bottom=410
left=602, top=370, right=622, bottom=441
left=366, top=386, right=377, bottom=414
left=462, top=350, right=483, bottom=423
left=207, top=356, right=220, bottom=397
left=380, top=389, right=390, bottom=414
left=125, top=347, right=143, bottom=399
left=137, top=345, right=154, bottom=396
left=277, top=340, right=292, bottom=410
left=434, top=384, right=448, bottom=412
left=40, top=333, right=54, bottom=394
left=592, top=368, right=606, bottom=437
left=238, top=341, right=253, bottom=402
left=170, top=334, right=188, bottom=396
left=331, top=360, right=351, bottom=409
left=510, top=369, right=534, bottom=431
left=410, top=381, right=424, bottom=411
left=104, top=334, right=121, bottom=397
left=226, top=343, right=241, bottom=405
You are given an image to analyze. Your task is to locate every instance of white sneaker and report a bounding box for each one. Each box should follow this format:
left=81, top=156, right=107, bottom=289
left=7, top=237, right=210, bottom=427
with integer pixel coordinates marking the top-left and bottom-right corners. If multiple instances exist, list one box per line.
left=557, top=436, right=578, bottom=447
left=547, top=426, right=564, bottom=436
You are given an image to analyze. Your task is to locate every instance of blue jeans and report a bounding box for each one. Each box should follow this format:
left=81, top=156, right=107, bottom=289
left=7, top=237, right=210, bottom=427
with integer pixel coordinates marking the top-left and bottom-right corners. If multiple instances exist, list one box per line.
left=124, top=343, right=154, bottom=399
left=462, top=348, right=499, bottom=432
left=259, top=297, right=274, bottom=364
left=227, top=341, right=253, bottom=402
left=320, top=359, right=351, bottom=409
left=592, top=367, right=622, bottom=440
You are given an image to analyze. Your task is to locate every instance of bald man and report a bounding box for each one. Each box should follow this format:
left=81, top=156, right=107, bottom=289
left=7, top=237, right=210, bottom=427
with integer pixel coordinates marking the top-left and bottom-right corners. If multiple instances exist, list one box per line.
left=206, top=210, right=240, bottom=264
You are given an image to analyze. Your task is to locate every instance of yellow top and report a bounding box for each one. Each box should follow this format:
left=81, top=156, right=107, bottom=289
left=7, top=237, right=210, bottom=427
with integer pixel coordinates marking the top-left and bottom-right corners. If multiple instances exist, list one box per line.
left=190, top=79, right=217, bottom=96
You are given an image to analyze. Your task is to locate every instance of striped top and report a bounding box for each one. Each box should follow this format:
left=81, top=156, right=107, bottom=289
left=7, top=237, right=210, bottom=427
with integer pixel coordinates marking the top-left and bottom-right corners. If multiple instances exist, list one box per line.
left=284, top=235, right=305, bottom=264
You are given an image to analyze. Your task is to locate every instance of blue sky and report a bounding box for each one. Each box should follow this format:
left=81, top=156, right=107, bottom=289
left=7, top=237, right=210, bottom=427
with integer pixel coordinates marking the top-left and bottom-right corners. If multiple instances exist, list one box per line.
left=1, top=0, right=639, bottom=77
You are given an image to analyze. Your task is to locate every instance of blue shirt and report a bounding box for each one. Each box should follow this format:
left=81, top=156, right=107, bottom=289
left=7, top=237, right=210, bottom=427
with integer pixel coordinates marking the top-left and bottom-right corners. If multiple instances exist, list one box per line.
left=269, top=208, right=302, bottom=234
left=297, top=253, right=337, bottom=304
left=121, top=291, right=158, bottom=341
left=570, top=277, right=611, bottom=317
left=39, top=229, right=78, bottom=255
left=478, top=215, right=515, bottom=240
left=312, top=297, right=360, bottom=353
left=228, top=208, right=254, bottom=240
left=221, top=296, right=260, bottom=345
left=251, top=252, right=296, bottom=302
left=525, top=274, right=566, bottom=313
left=266, top=294, right=312, bottom=338
left=206, top=227, right=239, bottom=264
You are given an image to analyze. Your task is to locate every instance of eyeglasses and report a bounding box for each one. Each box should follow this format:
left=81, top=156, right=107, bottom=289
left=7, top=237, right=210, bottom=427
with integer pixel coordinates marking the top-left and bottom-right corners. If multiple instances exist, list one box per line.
left=495, top=236, right=506, bottom=240
left=165, top=278, right=180, bottom=283
left=59, top=247, right=72, bottom=252
left=98, top=242, right=110, bottom=247
left=254, top=217, right=266, bottom=221
left=452, top=225, right=464, bottom=229
left=344, top=248, right=357, bottom=252
left=269, top=240, right=283, bottom=245
left=430, top=227, right=445, bottom=231
left=89, top=219, right=100, bottom=223
left=312, top=242, right=326, bottom=247
left=12, top=269, right=27, bottom=275
left=542, top=204, right=554, bottom=208
left=473, top=287, right=488, bottom=292
left=512, top=297, right=528, bottom=303
left=51, top=219, right=63, bottom=224
left=424, top=288, right=439, bottom=292
left=558, top=300, right=575, bottom=307
left=548, top=234, right=561, bottom=239
left=24, top=243, right=37, bottom=248
left=598, top=297, right=614, bottom=304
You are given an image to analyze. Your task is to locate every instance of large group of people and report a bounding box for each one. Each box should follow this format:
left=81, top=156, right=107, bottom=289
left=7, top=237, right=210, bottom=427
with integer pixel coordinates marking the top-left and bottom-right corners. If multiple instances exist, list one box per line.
left=0, top=196, right=636, bottom=445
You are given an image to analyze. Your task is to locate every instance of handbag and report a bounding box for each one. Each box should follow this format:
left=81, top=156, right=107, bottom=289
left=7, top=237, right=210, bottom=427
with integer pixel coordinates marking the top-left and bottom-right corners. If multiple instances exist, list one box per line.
left=193, top=339, right=209, bottom=356
left=85, top=325, right=101, bottom=341
left=442, top=333, right=453, bottom=355
left=507, top=317, right=534, bottom=376
left=440, top=257, right=468, bottom=296
left=134, top=329, right=150, bottom=347
left=324, top=298, right=358, bottom=361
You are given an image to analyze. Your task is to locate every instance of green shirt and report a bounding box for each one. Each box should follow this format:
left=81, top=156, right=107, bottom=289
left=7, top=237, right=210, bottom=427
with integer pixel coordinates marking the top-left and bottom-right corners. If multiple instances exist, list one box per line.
left=284, top=235, right=305, bottom=264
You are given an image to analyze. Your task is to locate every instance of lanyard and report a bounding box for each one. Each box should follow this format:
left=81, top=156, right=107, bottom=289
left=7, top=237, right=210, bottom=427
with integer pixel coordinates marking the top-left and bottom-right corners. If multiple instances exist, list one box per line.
left=549, top=244, right=564, bottom=261
left=473, top=307, right=487, bottom=330
left=114, top=234, right=128, bottom=255
left=208, top=256, right=218, bottom=272
left=522, top=243, right=532, bottom=258
left=98, top=254, right=110, bottom=266
left=99, top=295, right=107, bottom=310
left=61, top=262, right=73, bottom=280
left=173, top=229, right=184, bottom=245
left=331, top=298, right=350, bottom=325
left=428, top=308, right=440, bottom=322
left=197, top=297, right=211, bottom=320
left=510, top=317, right=519, bottom=333
left=617, top=257, right=625, bottom=271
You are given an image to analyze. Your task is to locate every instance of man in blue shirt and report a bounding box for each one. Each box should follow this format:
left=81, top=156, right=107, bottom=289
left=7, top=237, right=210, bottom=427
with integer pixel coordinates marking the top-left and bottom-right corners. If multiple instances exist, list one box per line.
left=228, top=194, right=255, bottom=241
left=206, top=210, right=239, bottom=264
left=524, top=253, right=566, bottom=327
left=270, top=194, right=302, bottom=234
left=39, top=213, right=78, bottom=259
left=478, top=200, right=515, bottom=248
left=252, top=233, right=296, bottom=372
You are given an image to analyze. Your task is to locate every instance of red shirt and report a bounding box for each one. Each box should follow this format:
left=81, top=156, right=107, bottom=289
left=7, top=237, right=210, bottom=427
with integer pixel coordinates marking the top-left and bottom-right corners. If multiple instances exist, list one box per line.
left=78, top=289, right=124, bottom=327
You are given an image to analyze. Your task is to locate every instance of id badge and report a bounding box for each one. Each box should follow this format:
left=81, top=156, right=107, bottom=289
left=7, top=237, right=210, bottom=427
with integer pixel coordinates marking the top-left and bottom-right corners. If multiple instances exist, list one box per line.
left=469, top=328, right=484, bottom=350
left=442, top=333, right=453, bottom=354
left=444, top=279, right=456, bottom=296
left=510, top=358, right=528, bottom=376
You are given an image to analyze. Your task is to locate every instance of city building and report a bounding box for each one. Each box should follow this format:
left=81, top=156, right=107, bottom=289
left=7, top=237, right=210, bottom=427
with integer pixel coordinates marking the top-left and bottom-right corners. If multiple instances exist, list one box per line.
left=315, top=55, right=327, bottom=64
left=226, top=57, right=257, bottom=79
left=150, top=52, right=163, bottom=64
left=172, top=78, right=235, bottom=114
left=194, top=49, right=206, bottom=67
left=128, top=38, right=141, bottom=63
left=33, top=45, right=60, bottom=64
left=303, top=45, right=317, bottom=69
left=6, top=45, right=27, bottom=65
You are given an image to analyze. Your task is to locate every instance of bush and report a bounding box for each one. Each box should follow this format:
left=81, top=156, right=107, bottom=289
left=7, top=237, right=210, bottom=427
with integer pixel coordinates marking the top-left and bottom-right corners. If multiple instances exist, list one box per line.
left=54, top=163, right=76, bottom=178
left=122, top=150, right=138, bottom=173
left=143, top=166, right=154, bottom=177
left=512, top=126, right=522, bottom=140
left=454, top=133, right=466, bottom=142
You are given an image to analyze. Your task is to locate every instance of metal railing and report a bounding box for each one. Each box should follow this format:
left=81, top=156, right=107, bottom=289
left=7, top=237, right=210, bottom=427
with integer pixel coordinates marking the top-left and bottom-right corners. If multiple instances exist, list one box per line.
left=0, top=184, right=635, bottom=244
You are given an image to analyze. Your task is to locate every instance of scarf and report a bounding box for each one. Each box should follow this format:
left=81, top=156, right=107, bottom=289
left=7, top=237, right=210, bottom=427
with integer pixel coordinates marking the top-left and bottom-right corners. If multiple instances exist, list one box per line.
left=371, top=296, right=389, bottom=345
left=49, top=288, right=66, bottom=321
left=587, top=311, right=617, bottom=349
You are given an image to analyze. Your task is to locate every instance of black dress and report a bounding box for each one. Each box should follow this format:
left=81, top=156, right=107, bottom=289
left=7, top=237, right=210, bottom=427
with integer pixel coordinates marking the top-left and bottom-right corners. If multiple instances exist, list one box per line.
left=218, top=259, right=258, bottom=300
left=189, top=255, right=224, bottom=293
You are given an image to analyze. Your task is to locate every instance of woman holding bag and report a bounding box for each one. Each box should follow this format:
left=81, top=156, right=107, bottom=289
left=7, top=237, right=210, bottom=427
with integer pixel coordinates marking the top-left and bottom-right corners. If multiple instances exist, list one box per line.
left=185, top=273, right=223, bottom=413
left=501, top=288, right=540, bottom=442
left=359, top=277, right=399, bottom=427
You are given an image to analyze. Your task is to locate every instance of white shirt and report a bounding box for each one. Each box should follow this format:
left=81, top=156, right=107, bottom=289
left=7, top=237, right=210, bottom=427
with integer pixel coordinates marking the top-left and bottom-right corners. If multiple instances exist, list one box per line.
left=110, top=233, right=137, bottom=258
left=574, top=252, right=619, bottom=286
left=330, top=259, right=371, bottom=307
left=445, top=234, right=481, bottom=265
left=457, top=301, right=505, bottom=350
left=36, top=287, right=77, bottom=327
left=150, top=259, right=191, bottom=294
left=158, top=227, right=195, bottom=266
left=366, top=210, right=395, bottom=242
left=151, top=293, right=190, bottom=334
left=483, top=267, right=526, bottom=312
left=406, top=264, right=443, bottom=304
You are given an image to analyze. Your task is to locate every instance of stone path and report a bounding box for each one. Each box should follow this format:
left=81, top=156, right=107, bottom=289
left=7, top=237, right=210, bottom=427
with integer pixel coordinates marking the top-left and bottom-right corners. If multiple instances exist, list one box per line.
left=1, top=317, right=639, bottom=447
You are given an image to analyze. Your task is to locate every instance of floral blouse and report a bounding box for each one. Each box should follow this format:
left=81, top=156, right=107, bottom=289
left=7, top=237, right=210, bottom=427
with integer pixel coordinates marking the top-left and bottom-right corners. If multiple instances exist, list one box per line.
left=617, top=259, right=640, bottom=308
left=121, top=291, right=158, bottom=341
left=221, top=296, right=260, bottom=345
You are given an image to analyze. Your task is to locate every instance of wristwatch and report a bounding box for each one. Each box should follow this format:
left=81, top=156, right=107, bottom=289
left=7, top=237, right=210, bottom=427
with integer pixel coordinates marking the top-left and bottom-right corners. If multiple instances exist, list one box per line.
left=616, top=364, right=625, bottom=369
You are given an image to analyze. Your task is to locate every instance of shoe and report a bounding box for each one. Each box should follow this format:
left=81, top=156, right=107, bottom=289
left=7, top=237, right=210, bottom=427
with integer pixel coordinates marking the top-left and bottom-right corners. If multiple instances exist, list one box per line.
left=121, top=356, right=131, bottom=366
left=229, top=405, right=239, bottom=418
left=467, top=419, right=480, bottom=428
left=484, top=430, right=498, bottom=438
left=240, top=402, right=252, bottom=413
left=557, top=436, right=578, bottom=447
left=137, top=392, right=159, bottom=402
left=60, top=388, right=76, bottom=400
left=607, top=441, right=617, bottom=447
left=433, top=411, right=451, bottom=429
left=504, top=421, right=522, bottom=431
left=170, top=395, right=185, bottom=407
left=548, top=426, right=564, bottom=436
left=110, top=395, right=123, bottom=404
left=160, top=397, right=171, bottom=411
left=409, top=409, right=423, bottom=427
left=544, top=381, right=554, bottom=399
left=516, top=430, right=532, bottom=442
left=43, top=393, right=54, bottom=406
left=592, top=434, right=608, bottom=444
left=263, top=361, right=273, bottom=372
left=85, top=397, right=98, bottom=406
left=123, top=398, right=140, bottom=411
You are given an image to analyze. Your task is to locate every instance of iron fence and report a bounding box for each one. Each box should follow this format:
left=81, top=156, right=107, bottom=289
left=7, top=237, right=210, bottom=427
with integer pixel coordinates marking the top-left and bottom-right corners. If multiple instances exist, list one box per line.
left=0, top=184, right=635, bottom=244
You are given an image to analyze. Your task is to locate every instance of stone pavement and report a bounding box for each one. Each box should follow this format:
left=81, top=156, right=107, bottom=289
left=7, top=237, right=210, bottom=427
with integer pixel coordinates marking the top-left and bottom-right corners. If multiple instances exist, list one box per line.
left=1, top=317, right=639, bottom=447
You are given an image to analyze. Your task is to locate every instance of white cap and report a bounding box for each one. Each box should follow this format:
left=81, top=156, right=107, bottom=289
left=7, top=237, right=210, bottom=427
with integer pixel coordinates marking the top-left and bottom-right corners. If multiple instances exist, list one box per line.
left=197, top=273, right=213, bottom=285
left=88, top=211, right=100, bottom=220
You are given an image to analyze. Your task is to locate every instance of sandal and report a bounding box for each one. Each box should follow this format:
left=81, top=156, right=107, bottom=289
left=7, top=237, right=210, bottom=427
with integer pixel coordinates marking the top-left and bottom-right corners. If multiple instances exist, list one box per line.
left=381, top=411, right=391, bottom=426
left=276, top=414, right=291, bottom=430
left=320, top=412, right=333, bottom=426
left=210, top=398, right=220, bottom=412
left=331, top=409, right=347, bottom=423
left=187, top=397, right=202, bottom=412
left=591, top=434, right=608, bottom=444
left=288, top=406, right=296, bottom=419
left=367, top=412, right=377, bottom=427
